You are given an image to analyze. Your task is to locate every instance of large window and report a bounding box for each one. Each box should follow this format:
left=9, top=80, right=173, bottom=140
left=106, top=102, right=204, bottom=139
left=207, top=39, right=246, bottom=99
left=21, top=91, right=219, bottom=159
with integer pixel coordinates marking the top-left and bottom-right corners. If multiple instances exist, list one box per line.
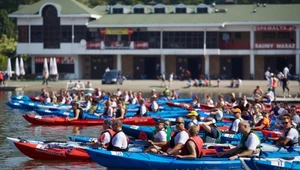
left=133, top=8, right=144, bottom=13
left=36, top=64, right=74, bottom=73
left=197, top=8, right=208, bottom=13
left=175, top=8, right=186, bottom=13
left=42, top=5, right=60, bottom=49
left=206, top=32, right=218, bottom=48
left=112, top=8, right=123, bottom=14
left=61, top=26, right=72, bottom=42
left=74, top=26, right=86, bottom=42
left=154, top=8, right=165, bottom=13
left=263, top=32, right=275, bottom=39
left=131, top=31, right=160, bottom=48
left=18, top=26, right=28, bottom=43
left=163, top=32, right=204, bottom=49
left=277, top=32, right=290, bottom=39
left=31, top=26, right=43, bottom=42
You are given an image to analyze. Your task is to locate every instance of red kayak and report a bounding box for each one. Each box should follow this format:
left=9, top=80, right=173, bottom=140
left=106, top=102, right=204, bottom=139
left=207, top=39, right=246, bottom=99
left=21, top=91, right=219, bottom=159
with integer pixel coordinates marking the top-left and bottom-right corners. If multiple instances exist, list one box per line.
left=22, top=114, right=155, bottom=126
left=261, top=129, right=283, bottom=138
left=8, top=137, right=91, bottom=161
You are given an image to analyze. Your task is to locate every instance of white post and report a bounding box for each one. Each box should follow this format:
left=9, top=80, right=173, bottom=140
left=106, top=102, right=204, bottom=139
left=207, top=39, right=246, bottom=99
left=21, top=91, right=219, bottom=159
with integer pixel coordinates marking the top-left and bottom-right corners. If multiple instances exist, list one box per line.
left=250, top=28, right=255, bottom=79
left=117, top=54, right=122, bottom=70
left=74, top=55, right=79, bottom=79
left=296, top=27, right=300, bottom=74
left=31, top=56, right=35, bottom=74
left=204, top=55, right=209, bottom=78
left=160, top=55, right=165, bottom=74
left=160, top=28, right=163, bottom=50
left=203, top=30, right=206, bottom=55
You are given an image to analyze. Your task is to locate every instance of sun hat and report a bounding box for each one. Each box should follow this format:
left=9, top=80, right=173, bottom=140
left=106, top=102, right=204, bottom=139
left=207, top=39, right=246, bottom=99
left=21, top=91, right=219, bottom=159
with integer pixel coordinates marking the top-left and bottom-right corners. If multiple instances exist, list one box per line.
left=231, top=108, right=241, bottom=113
left=187, top=111, right=198, bottom=116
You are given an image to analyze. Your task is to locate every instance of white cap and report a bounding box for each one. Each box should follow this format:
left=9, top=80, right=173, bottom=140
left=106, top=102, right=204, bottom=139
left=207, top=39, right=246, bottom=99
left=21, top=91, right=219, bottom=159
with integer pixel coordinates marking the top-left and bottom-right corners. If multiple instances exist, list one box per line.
left=270, top=73, right=274, bottom=76
left=152, top=89, right=156, bottom=91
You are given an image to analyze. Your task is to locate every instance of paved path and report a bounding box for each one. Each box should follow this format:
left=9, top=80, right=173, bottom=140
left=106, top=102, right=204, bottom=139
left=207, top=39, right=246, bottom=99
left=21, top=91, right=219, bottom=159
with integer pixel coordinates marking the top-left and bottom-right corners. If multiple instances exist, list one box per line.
left=6, top=79, right=300, bottom=97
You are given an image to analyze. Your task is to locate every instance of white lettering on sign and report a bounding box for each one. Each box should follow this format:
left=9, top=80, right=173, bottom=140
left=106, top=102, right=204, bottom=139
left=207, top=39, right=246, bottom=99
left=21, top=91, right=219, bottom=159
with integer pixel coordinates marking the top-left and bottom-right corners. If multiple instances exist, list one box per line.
left=276, top=43, right=295, bottom=48
left=255, top=43, right=296, bottom=49
left=256, top=25, right=294, bottom=32
left=255, top=43, right=274, bottom=49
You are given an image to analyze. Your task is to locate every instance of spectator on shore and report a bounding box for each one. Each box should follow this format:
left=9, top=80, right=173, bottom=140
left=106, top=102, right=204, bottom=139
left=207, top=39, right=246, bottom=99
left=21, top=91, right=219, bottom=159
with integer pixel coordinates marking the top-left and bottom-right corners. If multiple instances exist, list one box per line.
left=169, top=72, right=173, bottom=87
left=161, top=72, right=166, bottom=87
left=42, top=71, right=49, bottom=85
left=0, top=71, right=3, bottom=85
left=235, top=78, right=242, bottom=88
left=86, top=81, right=92, bottom=88
left=105, top=67, right=110, bottom=72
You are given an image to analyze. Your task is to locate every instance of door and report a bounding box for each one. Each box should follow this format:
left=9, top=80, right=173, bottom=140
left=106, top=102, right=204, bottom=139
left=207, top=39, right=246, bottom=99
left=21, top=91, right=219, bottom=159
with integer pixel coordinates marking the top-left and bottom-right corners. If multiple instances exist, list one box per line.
left=176, top=57, right=188, bottom=79
left=231, top=57, right=243, bottom=79
left=144, top=57, right=160, bottom=79
left=220, top=57, right=232, bottom=79
left=187, top=57, right=202, bottom=79
left=91, top=56, right=113, bottom=79
left=133, top=57, right=145, bottom=79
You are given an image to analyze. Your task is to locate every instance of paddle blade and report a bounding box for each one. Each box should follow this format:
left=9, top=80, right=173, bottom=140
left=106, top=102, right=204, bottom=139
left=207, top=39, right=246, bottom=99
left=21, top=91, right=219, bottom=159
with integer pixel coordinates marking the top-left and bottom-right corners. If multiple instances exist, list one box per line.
left=214, top=146, right=224, bottom=152
left=138, top=130, right=148, bottom=141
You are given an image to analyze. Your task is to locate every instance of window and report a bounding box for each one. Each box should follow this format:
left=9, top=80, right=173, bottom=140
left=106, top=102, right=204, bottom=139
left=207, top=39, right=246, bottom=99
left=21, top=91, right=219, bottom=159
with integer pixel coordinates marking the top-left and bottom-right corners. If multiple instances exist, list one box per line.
left=163, top=31, right=204, bottom=49
left=112, top=8, right=123, bottom=14
left=235, top=32, right=242, bottom=39
left=277, top=32, right=290, bottom=39
left=206, top=32, right=218, bottom=48
left=42, top=5, right=60, bottom=49
left=61, top=26, right=72, bottom=42
left=154, top=8, right=165, bottom=13
left=131, top=31, right=160, bottom=48
left=18, top=26, right=28, bottom=43
left=175, top=8, right=186, bottom=13
left=134, top=8, right=144, bottom=13
left=263, top=32, right=275, bottom=39
left=197, top=8, right=208, bottom=13
left=36, top=63, right=74, bottom=73
left=74, top=26, right=86, bottom=42
left=31, top=26, right=43, bottom=42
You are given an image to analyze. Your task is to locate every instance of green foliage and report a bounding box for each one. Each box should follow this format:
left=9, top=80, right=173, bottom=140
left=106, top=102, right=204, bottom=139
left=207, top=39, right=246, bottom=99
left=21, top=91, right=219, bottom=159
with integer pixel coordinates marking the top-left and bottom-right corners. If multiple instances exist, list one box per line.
left=0, top=10, right=15, bottom=38
left=0, top=34, right=16, bottom=69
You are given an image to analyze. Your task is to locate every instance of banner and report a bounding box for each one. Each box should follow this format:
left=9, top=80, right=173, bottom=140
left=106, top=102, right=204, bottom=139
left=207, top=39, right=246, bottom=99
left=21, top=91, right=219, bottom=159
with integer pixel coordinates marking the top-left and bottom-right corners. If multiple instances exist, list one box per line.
left=255, top=43, right=296, bottom=49
left=86, top=41, right=101, bottom=49
left=35, top=56, right=74, bottom=64
left=256, top=25, right=294, bottom=32
left=134, top=42, right=149, bottom=49
left=100, top=28, right=133, bottom=35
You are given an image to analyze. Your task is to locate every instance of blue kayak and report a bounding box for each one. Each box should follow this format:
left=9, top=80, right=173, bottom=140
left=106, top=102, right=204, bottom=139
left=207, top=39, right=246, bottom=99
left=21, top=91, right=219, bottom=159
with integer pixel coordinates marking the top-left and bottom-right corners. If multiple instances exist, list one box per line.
left=6, top=101, right=26, bottom=110
left=241, top=155, right=300, bottom=170
left=86, top=148, right=244, bottom=169
left=11, top=95, right=31, bottom=101
left=156, top=98, right=193, bottom=105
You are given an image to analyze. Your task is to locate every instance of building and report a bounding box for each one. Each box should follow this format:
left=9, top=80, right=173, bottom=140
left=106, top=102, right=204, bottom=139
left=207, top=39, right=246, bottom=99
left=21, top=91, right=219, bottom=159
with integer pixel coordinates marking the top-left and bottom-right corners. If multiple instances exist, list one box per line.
left=9, top=0, right=300, bottom=80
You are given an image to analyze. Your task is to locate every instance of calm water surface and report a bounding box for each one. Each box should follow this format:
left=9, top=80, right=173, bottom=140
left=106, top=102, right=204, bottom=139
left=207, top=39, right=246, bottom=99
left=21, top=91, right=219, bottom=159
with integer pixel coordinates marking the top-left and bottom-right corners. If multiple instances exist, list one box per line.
left=0, top=90, right=266, bottom=170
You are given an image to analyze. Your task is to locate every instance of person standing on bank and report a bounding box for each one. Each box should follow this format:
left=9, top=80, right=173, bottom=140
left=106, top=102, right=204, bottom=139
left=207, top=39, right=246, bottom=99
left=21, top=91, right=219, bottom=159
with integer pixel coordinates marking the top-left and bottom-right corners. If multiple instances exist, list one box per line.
left=42, top=71, right=49, bottom=85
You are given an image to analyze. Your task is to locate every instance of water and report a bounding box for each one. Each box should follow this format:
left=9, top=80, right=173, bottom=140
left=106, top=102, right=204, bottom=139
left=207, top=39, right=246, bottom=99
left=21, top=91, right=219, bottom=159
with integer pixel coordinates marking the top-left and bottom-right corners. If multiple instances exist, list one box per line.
left=0, top=91, right=104, bottom=169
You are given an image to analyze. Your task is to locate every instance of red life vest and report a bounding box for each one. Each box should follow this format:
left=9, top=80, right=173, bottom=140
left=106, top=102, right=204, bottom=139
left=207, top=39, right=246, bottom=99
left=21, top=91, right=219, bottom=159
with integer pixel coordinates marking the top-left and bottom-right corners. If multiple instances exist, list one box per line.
left=180, top=136, right=203, bottom=158
left=97, top=129, right=115, bottom=146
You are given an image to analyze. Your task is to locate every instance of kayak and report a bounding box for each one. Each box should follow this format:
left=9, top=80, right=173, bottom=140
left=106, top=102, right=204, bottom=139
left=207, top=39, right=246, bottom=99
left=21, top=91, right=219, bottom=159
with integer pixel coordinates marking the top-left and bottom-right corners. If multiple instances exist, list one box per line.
left=11, top=95, right=31, bottom=101
left=6, top=101, right=26, bottom=110
left=86, top=148, right=243, bottom=169
left=241, top=156, right=300, bottom=170
left=22, top=114, right=156, bottom=126
left=6, top=137, right=91, bottom=161
left=86, top=148, right=300, bottom=169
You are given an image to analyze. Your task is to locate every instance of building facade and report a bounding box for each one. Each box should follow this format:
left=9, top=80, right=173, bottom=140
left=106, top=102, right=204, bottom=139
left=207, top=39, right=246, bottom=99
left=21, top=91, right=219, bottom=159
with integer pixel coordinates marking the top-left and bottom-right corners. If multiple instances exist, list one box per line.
left=9, top=0, right=300, bottom=80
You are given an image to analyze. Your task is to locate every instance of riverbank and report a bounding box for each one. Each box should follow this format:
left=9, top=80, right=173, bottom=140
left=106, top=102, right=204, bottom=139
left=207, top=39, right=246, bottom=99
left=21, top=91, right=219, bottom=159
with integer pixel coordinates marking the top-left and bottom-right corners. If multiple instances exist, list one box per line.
left=6, top=79, right=300, bottom=97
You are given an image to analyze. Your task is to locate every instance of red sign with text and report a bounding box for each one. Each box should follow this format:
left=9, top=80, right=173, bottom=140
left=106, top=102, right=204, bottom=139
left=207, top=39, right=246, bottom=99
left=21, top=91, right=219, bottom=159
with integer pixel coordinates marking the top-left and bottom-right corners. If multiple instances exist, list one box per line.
left=86, top=41, right=101, bottom=49
left=255, top=43, right=296, bottom=49
left=134, top=42, right=149, bottom=49
left=256, top=25, right=294, bottom=32
left=35, top=57, right=74, bottom=64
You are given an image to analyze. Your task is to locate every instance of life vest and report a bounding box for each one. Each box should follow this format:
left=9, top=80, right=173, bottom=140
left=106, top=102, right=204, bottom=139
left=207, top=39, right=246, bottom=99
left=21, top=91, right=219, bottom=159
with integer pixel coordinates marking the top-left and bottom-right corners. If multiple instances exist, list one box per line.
left=135, top=105, right=148, bottom=117
left=284, top=127, right=299, bottom=146
left=240, top=131, right=260, bottom=151
left=169, top=129, right=188, bottom=148
left=204, top=127, right=221, bottom=143
left=72, top=108, right=84, bottom=120
left=97, top=129, right=115, bottom=146
left=107, top=131, right=129, bottom=151
left=255, top=118, right=270, bottom=130
left=180, top=136, right=203, bottom=158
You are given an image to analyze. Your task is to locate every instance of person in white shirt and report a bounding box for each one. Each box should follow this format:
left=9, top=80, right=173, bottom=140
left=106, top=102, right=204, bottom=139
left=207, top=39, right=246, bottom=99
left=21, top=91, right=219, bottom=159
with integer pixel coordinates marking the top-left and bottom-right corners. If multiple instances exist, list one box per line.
left=145, top=119, right=168, bottom=153
left=131, top=92, right=138, bottom=104
left=90, top=119, right=114, bottom=148
left=223, top=108, right=243, bottom=134
left=150, top=96, right=159, bottom=112
left=206, top=95, right=214, bottom=106
left=265, top=69, right=270, bottom=80
left=43, top=93, right=51, bottom=104
left=264, top=88, right=274, bottom=104
left=283, top=66, right=289, bottom=77
left=107, top=119, right=128, bottom=151
left=123, top=90, right=129, bottom=103
left=135, top=99, right=147, bottom=117
left=217, top=121, right=261, bottom=160
left=169, top=72, right=174, bottom=87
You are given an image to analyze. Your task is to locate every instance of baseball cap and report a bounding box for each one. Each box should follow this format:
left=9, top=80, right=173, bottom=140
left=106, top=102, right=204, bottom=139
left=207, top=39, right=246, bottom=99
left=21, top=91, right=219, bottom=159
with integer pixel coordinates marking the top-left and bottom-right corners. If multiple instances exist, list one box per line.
left=104, top=119, right=113, bottom=128
left=232, top=108, right=241, bottom=113
left=187, top=111, right=198, bottom=117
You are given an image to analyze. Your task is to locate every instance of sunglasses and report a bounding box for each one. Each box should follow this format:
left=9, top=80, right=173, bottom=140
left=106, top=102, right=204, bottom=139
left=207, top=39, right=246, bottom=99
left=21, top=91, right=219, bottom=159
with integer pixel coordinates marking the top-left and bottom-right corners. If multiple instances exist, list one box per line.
left=282, top=122, right=289, bottom=125
left=175, top=122, right=184, bottom=124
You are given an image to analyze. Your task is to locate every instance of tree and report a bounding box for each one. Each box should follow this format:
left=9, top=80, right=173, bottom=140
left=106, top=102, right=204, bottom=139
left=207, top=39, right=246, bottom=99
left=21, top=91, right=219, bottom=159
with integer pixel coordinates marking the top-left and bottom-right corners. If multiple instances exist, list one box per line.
left=0, top=10, right=15, bottom=38
left=0, top=35, right=16, bottom=69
